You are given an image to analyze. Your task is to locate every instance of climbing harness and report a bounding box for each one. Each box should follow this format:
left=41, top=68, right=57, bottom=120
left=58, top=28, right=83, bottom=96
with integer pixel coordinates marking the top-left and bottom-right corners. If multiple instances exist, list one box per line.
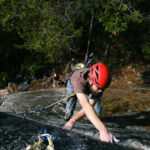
left=26, top=129, right=55, bottom=150
left=29, top=93, right=75, bottom=113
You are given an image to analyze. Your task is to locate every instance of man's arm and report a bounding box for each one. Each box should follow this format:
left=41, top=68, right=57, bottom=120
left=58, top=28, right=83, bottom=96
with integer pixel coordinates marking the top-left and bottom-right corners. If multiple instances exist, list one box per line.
left=64, top=93, right=115, bottom=143
left=77, top=93, right=115, bottom=143
left=63, top=98, right=96, bottom=130
left=77, top=93, right=107, bottom=131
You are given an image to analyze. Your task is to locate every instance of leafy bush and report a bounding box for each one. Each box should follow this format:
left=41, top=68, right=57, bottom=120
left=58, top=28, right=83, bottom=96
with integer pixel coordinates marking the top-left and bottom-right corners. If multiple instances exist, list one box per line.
left=20, top=54, right=44, bottom=76
left=142, top=35, right=150, bottom=62
left=0, top=72, right=9, bottom=88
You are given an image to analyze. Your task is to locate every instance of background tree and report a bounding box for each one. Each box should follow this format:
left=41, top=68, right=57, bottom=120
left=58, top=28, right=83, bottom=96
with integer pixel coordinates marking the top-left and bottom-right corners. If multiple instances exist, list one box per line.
left=0, top=0, right=149, bottom=87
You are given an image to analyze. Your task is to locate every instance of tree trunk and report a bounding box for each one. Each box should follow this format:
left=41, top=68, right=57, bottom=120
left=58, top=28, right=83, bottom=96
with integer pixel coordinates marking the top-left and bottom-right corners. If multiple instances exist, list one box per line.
left=84, top=15, right=94, bottom=65
left=104, top=34, right=112, bottom=61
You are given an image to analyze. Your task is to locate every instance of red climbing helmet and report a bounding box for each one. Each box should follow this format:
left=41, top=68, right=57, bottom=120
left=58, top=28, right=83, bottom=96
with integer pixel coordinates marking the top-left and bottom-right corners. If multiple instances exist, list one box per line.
left=89, top=63, right=111, bottom=89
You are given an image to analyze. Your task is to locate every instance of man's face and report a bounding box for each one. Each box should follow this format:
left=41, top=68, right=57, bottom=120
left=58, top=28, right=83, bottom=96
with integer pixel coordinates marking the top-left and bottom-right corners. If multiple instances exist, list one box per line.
left=90, top=83, right=104, bottom=96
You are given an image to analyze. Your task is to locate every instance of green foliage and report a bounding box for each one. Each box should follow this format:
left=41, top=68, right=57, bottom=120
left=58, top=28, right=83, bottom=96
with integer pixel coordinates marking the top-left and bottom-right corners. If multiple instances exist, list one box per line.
left=0, top=72, right=9, bottom=87
left=20, top=54, right=44, bottom=75
left=0, top=72, right=8, bottom=82
left=142, top=34, right=150, bottom=61
left=0, top=0, right=149, bottom=85
left=98, top=0, right=143, bottom=34
left=0, top=0, right=85, bottom=63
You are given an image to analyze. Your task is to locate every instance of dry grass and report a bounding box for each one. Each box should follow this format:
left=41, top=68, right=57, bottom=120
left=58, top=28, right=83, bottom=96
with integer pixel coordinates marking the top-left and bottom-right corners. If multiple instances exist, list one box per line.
left=101, top=87, right=150, bottom=116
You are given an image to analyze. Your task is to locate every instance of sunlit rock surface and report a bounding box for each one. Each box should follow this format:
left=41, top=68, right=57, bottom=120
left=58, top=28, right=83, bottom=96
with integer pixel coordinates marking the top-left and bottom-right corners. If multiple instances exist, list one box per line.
left=0, top=88, right=150, bottom=150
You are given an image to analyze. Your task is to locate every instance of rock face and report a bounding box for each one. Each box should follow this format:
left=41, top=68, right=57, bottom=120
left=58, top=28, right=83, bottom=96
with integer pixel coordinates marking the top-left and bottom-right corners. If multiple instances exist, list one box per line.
left=0, top=88, right=150, bottom=150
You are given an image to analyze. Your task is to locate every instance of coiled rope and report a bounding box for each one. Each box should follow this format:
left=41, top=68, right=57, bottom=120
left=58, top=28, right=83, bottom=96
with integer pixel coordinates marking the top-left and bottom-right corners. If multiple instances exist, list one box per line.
left=26, top=132, right=54, bottom=150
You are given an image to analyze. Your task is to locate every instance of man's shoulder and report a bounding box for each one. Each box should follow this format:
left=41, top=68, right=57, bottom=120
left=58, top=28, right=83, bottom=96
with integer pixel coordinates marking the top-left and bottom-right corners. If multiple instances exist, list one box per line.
left=72, top=68, right=89, bottom=78
left=75, top=68, right=89, bottom=74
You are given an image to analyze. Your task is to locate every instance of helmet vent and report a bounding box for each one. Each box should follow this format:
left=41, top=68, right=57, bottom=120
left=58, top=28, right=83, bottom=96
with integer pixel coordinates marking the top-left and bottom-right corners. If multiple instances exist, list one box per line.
left=92, top=68, right=94, bottom=73
left=95, top=79, right=99, bottom=86
left=96, top=66, right=99, bottom=70
left=95, top=71, right=99, bottom=79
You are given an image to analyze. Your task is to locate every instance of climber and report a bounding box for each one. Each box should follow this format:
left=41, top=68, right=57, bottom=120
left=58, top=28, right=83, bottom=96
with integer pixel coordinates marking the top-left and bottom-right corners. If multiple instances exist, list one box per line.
left=64, top=63, right=116, bottom=143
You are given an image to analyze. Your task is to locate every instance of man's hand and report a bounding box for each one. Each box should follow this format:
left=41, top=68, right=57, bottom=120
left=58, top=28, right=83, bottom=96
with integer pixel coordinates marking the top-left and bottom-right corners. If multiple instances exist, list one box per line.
left=63, top=120, right=75, bottom=131
left=100, top=130, right=117, bottom=144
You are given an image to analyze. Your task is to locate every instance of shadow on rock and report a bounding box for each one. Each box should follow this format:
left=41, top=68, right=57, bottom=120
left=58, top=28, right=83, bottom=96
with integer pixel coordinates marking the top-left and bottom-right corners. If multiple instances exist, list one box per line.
left=101, top=110, right=150, bottom=128
left=0, top=112, right=133, bottom=150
